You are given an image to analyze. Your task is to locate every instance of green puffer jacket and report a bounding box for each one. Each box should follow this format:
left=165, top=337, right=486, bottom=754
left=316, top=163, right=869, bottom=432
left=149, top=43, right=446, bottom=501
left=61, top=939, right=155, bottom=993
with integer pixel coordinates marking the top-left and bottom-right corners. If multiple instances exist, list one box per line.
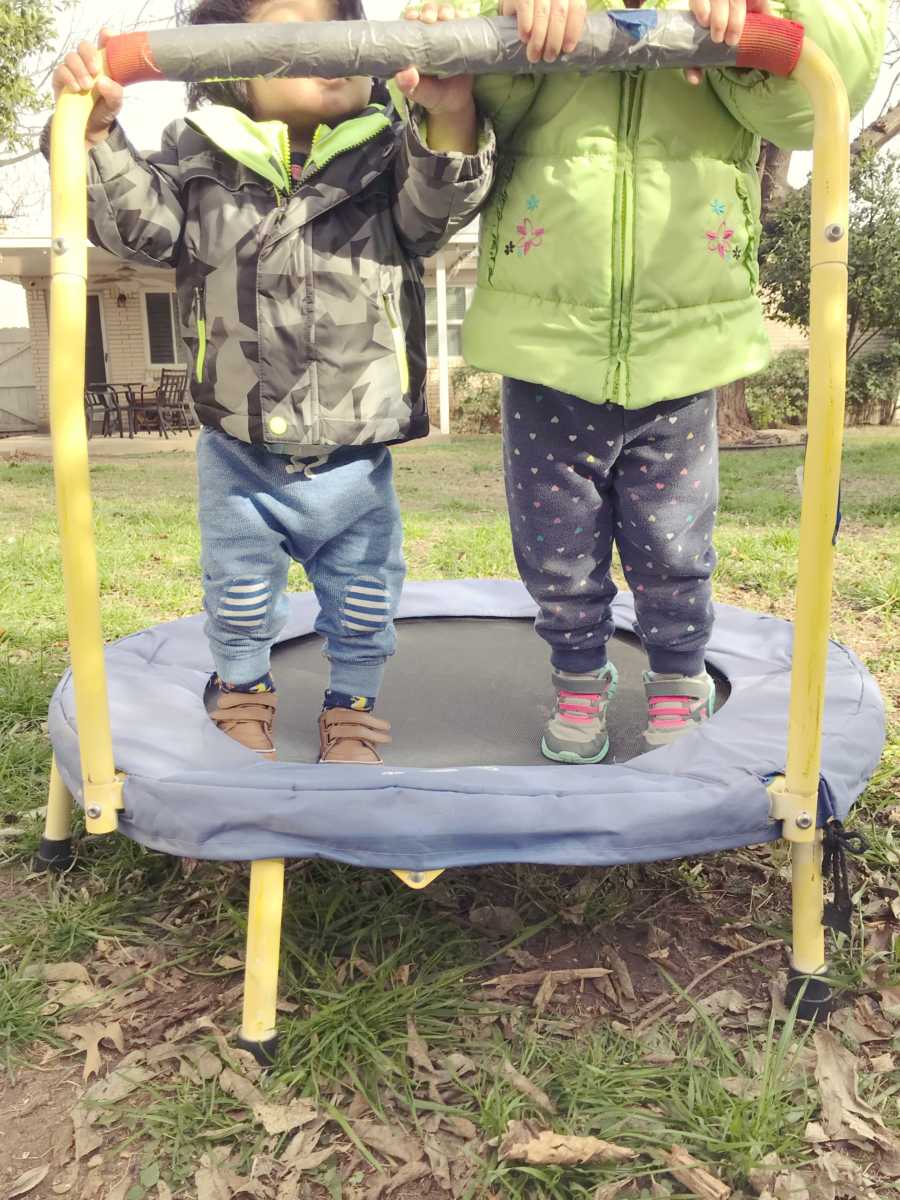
left=465, top=0, right=886, bottom=407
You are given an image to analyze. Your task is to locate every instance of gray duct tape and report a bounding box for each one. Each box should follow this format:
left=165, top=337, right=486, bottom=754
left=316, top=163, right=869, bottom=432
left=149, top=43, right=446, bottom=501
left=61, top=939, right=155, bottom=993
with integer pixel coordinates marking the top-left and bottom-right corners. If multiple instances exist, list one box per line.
left=145, top=13, right=739, bottom=81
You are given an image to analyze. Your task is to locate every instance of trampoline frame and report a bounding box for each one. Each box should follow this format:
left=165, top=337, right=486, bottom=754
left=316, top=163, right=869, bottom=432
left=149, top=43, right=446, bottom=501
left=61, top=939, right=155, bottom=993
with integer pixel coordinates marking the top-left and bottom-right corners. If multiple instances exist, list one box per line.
left=41, top=13, right=853, bottom=1062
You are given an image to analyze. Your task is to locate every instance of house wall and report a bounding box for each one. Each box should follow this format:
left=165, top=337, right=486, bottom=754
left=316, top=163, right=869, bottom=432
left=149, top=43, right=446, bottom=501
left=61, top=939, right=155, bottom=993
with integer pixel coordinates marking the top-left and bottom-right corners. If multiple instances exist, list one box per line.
left=23, top=282, right=175, bottom=431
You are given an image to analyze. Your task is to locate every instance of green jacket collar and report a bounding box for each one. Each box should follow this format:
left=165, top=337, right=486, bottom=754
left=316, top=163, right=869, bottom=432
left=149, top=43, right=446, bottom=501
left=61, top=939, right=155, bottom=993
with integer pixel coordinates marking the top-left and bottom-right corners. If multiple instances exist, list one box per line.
left=185, top=104, right=392, bottom=194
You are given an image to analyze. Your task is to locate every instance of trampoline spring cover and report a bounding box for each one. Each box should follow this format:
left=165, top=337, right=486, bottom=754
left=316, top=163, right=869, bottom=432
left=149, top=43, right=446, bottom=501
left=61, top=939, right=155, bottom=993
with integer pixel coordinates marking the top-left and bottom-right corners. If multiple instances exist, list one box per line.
left=48, top=580, right=884, bottom=869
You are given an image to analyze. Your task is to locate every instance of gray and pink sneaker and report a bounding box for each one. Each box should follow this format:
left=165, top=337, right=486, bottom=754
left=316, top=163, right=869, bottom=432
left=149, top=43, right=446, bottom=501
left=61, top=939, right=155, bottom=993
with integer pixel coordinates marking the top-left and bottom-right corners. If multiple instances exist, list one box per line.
left=642, top=671, right=715, bottom=747
left=541, top=663, right=619, bottom=764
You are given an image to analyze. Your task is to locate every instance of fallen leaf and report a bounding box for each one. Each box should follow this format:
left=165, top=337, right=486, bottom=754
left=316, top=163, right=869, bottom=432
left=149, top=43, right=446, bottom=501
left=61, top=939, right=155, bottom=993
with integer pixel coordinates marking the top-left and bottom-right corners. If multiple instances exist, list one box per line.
left=468, top=905, right=524, bottom=935
left=442, top=1051, right=477, bottom=1077
left=499, top=1120, right=636, bottom=1166
left=22, top=962, right=91, bottom=984
left=603, top=946, right=637, bottom=1012
left=70, top=1105, right=103, bottom=1161
left=771, top=1171, right=809, bottom=1200
left=353, top=1119, right=424, bottom=1164
left=213, top=955, right=243, bottom=970
left=868, top=1052, right=895, bottom=1074
left=280, top=1119, right=334, bottom=1172
left=500, top=1060, right=556, bottom=1114
left=803, top=1121, right=828, bottom=1143
left=441, top=1113, right=477, bottom=1141
left=481, top=967, right=611, bottom=993
left=804, top=1149, right=883, bottom=1200
left=84, top=1064, right=150, bottom=1105
left=533, top=972, right=558, bottom=1014
left=365, top=1162, right=431, bottom=1199
left=50, top=1163, right=78, bottom=1195
left=4, top=1165, right=51, bottom=1198
left=406, top=1017, right=435, bottom=1075
left=879, top=985, right=900, bottom=1021
left=675, top=988, right=749, bottom=1025
left=719, top=1076, right=761, bottom=1099
left=59, top=1021, right=125, bottom=1081
left=662, top=1145, right=731, bottom=1200
left=218, top=1067, right=265, bottom=1108
left=157, top=1183, right=174, bottom=1200
left=253, top=1097, right=320, bottom=1136
left=593, top=1183, right=630, bottom=1200
left=505, top=946, right=541, bottom=969
left=813, top=1028, right=900, bottom=1160
left=194, top=1150, right=261, bottom=1200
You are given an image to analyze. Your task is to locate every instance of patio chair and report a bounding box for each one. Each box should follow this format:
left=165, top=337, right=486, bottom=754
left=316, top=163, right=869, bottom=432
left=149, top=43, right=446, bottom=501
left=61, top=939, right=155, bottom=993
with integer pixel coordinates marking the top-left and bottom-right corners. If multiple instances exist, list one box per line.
left=84, top=384, right=127, bottom=439
left=131, top=368, right=194, bottom=438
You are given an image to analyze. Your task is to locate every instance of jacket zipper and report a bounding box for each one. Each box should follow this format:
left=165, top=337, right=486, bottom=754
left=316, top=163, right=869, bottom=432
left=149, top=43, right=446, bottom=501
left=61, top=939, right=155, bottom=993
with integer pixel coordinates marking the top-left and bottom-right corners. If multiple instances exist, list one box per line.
left=300, top=120, right=388, bottom=186
left=609, top=71, right=644, bottom=405
left=382, top=291, right=410, bottom=394
left=192, top=285, right=207, bottom=383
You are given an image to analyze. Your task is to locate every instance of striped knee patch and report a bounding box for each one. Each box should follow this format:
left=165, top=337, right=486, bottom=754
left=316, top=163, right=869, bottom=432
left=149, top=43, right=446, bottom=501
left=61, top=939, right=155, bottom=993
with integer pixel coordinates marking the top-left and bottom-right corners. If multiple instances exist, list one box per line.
left=215, top=576, right=272, bottom=632
left=341, top=575, right=391, bottom=635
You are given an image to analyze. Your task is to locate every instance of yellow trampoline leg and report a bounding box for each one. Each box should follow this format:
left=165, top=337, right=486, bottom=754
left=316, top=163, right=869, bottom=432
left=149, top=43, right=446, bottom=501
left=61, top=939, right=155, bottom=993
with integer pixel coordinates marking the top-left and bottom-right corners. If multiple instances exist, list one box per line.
left=769, top=41, right=850, bottom=1020
left=237, top=859, right=285, bottom=1065
left=35, top=757, right=75, bottom=872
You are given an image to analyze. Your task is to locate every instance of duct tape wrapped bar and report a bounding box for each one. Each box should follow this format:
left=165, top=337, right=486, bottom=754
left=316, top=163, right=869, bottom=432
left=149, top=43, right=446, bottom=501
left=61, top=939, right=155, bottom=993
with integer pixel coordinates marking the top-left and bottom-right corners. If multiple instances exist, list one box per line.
left=103, top=11, right=804, bottom=88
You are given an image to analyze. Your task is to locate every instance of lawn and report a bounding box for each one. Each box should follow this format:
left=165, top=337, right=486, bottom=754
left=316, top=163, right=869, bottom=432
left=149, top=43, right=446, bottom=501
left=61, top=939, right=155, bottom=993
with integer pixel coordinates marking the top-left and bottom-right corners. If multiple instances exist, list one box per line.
left=0, top=428, right=898, bottom=1200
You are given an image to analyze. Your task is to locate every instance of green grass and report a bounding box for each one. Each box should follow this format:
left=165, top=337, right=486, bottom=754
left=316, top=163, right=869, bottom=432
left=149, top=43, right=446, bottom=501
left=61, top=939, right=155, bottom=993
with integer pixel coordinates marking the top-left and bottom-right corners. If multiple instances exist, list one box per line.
left=0, top=427, right=898, bottom=1196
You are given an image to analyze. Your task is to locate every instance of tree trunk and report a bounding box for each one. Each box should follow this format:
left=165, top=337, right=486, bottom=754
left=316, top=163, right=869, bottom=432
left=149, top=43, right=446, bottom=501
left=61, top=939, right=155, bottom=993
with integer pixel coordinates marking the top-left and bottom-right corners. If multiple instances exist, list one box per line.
left=716, top=379, right=755, bottom=444
left=758, top=141, right=793, bottom=226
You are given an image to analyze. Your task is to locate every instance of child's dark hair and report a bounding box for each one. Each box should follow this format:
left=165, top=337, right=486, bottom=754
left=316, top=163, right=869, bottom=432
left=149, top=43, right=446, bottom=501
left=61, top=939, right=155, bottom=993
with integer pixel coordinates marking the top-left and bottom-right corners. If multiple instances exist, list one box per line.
left=179, top=0, right=367, bottom=114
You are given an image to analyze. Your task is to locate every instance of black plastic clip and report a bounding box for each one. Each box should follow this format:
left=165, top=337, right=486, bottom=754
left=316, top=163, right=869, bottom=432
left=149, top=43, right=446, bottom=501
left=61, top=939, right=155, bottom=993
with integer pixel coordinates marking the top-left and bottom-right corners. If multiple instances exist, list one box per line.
left=822, top=817, right=868, bottom=935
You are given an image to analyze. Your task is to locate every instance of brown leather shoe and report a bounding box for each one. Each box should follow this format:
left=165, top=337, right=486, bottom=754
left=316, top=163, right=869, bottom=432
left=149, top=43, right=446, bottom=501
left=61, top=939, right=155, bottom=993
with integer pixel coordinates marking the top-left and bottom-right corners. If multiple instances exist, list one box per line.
left=206, top=688, right=278, bottom=760
left=318, top=707, right=391, bottom=764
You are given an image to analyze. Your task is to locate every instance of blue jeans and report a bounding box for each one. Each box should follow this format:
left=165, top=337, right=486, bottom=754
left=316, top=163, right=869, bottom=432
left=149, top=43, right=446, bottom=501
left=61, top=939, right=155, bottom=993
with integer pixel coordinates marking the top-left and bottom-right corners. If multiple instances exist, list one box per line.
left=196, top=429, right=405, bottom=695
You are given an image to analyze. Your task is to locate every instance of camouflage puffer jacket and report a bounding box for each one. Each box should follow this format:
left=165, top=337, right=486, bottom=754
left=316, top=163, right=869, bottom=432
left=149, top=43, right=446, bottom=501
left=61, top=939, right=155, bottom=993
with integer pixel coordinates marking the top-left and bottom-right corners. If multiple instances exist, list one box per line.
left=82, top=102, right=495, bottom=454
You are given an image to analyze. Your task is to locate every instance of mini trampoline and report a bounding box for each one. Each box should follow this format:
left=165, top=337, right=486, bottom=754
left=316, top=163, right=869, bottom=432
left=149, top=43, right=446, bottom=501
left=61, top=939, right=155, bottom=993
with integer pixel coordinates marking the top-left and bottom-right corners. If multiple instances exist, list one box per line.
left=40, top=11, right=885, bottom=1062
left=48, top=581, right=883, bottom=871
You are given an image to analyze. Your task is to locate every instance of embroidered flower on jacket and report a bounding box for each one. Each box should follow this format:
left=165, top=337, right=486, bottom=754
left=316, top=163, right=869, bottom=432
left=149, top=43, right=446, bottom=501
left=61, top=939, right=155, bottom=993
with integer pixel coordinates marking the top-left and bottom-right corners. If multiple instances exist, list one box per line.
left=710, top=199, right=726, bottom=215
left=504, top=240, right=516, bottom=255
left=731, top=243, right=743, bottom=262
left=526, top=194, right=540, bottom=211
left=706, top=219, right=735, bottom=259
left=516, top=216, right=545, bottom=256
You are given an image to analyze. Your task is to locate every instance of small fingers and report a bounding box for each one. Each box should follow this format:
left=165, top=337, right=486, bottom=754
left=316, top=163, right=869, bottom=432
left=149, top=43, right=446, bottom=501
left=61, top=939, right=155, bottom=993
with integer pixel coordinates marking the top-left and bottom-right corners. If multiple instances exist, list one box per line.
left=562, top=0, right=586, bottom=54
left=685, top=66, right=704, bottom=85
left=543, top=0, right=569, bottom=61
left=707, top=0, right=730, bottom=42
left=724, top=0, right=746, bottom=46
left=527, top=0, right=550, bottom=62
left=513, top=0, right=535, bottom=42
left=394, top=66, right=421, bottom=94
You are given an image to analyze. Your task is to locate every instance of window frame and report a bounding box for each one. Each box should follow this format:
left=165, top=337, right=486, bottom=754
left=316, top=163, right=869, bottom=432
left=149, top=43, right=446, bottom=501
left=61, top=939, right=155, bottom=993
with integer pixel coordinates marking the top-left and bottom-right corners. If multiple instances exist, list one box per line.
left=141, top=289, right=186, bottom=369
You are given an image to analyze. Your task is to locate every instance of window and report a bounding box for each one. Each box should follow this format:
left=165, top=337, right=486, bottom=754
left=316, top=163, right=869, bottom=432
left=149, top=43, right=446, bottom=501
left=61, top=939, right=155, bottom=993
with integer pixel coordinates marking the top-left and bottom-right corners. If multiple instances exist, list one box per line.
left=143, top=292, right=187, bottom=367
left=426, top=286, right=469, bottom=359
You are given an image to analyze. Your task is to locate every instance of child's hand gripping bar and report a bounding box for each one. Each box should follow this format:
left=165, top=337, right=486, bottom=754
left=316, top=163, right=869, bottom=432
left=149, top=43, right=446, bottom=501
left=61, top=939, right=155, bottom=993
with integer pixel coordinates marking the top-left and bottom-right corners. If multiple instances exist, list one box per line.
left=103, top=11, right=804, bottom=88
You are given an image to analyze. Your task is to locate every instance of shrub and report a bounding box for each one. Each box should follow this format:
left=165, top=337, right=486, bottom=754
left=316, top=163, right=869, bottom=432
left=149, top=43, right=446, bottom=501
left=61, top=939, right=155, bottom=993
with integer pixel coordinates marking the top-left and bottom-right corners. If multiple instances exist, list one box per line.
left=745, top=351, right=809, bottom=429
left=450, top=367, right=501, bottom=433
left=846, top=344, right=900, bottom=425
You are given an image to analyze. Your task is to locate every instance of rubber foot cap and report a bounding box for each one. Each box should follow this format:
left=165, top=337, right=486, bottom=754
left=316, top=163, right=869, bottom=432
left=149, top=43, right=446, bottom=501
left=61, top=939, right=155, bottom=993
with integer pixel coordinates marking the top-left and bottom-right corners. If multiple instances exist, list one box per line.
left=235, top=1033, right=279, bottom=1067
left=785, top=969, right=833, bottom=1022
left=33, top=837, right=74, bottom=873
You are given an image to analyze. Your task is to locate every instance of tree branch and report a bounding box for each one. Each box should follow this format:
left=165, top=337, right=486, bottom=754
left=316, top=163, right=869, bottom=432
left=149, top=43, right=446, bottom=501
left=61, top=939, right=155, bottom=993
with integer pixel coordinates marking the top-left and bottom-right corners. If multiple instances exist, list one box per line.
left=852, top=101, right=900, bottom=155
left=0, top=146, right=40, bottom=168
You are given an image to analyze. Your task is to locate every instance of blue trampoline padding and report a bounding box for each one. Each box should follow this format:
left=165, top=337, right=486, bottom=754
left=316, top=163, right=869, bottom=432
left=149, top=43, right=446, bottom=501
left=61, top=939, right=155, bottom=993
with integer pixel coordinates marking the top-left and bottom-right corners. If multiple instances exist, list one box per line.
left=48, top=579, right=884, bottom=869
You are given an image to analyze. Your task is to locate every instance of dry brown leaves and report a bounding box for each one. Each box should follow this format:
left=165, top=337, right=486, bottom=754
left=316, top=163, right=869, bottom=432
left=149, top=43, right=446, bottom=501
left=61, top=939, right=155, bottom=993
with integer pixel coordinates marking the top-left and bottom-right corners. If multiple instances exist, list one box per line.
left=498, top=1120, right=636, bottom=1167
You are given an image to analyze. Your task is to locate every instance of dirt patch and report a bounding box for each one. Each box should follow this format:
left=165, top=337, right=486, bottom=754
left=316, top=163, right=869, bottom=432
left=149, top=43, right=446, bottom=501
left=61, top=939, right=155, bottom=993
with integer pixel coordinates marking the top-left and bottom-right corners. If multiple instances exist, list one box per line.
left=0, top=1064, right=82, bottom=1200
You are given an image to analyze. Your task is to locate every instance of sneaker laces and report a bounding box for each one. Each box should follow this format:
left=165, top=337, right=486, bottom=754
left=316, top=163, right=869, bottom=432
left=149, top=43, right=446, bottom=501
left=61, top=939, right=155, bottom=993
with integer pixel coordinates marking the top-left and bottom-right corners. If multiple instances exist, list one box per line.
left=647, top=692, right=705, bottom=733
left=556, top=679, right=612, bottom=726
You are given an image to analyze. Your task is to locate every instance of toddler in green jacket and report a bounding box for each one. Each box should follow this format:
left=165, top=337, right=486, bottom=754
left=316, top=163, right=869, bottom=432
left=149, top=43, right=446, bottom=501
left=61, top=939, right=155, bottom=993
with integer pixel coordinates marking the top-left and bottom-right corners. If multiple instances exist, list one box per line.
left=410, top=0, right=885, bottom=762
